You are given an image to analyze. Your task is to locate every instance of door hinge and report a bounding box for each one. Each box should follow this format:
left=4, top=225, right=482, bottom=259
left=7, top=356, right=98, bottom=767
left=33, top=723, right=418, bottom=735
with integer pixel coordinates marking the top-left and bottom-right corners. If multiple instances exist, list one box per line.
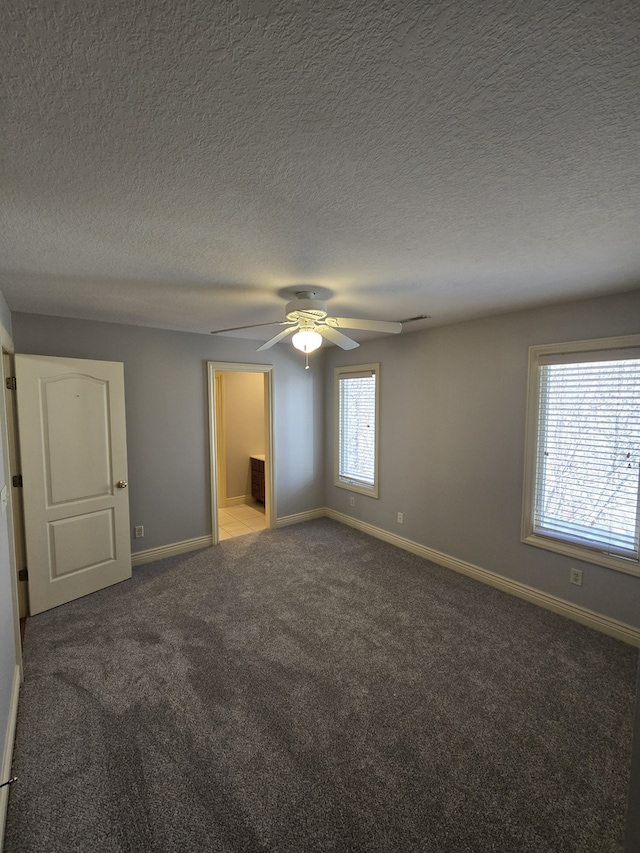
left=12, top=475, right=23, bottom=488
left=18, top=568, right=28, bottom=582
left=5, top=377, right=16, bottom=390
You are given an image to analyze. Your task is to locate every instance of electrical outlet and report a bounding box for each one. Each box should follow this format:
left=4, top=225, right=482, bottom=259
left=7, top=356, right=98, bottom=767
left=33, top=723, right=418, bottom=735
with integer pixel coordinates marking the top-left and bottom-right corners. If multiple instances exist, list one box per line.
left=397, top=512, right=403, bottom=524
left=349, top=496, right=355, bottom=507
left=570, top=567, right=583, bottom=586
left=134, top=525, right=144, bottom=539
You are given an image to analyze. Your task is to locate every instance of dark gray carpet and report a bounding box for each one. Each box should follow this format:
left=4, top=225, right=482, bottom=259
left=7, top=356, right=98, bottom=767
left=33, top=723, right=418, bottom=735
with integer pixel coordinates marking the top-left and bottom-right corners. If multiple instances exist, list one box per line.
left=5, top=519, right=638, bottom=852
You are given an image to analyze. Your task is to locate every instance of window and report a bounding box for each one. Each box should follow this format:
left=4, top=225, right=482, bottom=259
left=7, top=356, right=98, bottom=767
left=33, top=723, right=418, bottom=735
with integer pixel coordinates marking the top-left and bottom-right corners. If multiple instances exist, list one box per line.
left=334, top=364, right=379, bottom=498
left=522, top=336, right=640, bottom=575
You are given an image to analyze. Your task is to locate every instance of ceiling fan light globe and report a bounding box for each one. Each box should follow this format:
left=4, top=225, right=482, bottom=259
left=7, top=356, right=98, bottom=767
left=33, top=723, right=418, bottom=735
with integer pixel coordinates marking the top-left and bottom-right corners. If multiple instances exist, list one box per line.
left=292, top=330, right=322, bottom=353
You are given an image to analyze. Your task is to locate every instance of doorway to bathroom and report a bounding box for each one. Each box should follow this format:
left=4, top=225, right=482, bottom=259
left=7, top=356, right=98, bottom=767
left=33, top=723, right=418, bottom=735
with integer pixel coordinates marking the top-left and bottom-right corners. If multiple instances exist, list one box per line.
left=207, top=362, right=274, bottom=544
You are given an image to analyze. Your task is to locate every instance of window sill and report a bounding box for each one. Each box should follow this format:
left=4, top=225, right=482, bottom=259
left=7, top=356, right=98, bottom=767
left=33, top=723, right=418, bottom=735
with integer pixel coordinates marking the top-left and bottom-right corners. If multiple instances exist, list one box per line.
left=335, top=480, right=379, bottom=499
left=522, top=531, right=640, bottom=578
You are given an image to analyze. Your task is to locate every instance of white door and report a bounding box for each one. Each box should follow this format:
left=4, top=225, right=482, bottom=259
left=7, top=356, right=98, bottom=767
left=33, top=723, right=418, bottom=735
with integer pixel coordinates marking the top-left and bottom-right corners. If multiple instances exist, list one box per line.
left=15, top=355, right=131, bottom=614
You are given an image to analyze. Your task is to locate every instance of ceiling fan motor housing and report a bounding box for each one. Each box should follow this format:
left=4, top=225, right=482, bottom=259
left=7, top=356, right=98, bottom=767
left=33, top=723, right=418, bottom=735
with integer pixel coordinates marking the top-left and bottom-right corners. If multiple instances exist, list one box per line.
left=285, top=293, right=328, bottom=325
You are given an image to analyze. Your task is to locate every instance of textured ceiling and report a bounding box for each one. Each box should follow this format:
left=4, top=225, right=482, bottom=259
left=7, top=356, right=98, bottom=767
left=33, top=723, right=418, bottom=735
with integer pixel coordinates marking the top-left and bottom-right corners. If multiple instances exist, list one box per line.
left=1, top=0, right=639, bottom=340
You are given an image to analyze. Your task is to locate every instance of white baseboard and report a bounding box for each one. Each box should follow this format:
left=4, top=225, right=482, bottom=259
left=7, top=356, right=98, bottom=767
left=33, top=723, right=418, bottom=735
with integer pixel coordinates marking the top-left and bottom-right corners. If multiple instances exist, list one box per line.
left=221, top=495, right=252, bottom=508
left=0, top=664, right=21, bottom=851
left=276, top=509, right=326, bottom=528
left=325, top=509, right=640, bottom=647
left=131, top=535, right=213, bottom=567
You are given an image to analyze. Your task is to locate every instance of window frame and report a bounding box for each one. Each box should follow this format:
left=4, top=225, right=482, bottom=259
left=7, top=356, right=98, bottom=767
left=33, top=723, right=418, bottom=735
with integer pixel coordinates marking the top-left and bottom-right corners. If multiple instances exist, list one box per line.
left=334, top=363, right=380, bottom=498
left=521, top=335, right=640, bottom=577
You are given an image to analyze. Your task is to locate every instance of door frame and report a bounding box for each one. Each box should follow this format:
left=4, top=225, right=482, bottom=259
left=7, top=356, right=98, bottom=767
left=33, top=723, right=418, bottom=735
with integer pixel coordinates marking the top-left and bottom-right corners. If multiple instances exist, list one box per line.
left=0, top=334, right=23, bottom=675
left=207, top=362, right=275, bottom=544
left=213, top=373, right=228, bottom=508
left=2, top=351, right=27, bottom=619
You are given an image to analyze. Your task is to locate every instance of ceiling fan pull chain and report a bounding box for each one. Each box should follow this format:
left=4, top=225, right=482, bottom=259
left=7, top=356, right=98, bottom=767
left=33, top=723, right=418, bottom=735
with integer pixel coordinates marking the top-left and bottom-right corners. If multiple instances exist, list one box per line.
left=305, top=352, right=310, bottom=370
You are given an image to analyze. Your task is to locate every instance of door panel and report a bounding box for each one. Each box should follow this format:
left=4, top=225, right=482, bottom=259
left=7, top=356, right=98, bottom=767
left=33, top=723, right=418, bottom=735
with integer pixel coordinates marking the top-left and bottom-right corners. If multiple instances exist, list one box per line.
left=15, top=355, right=131, bottom=614
left=49, top=508, right=116, bottom=577
left=44, top=375, right=112, bottom=504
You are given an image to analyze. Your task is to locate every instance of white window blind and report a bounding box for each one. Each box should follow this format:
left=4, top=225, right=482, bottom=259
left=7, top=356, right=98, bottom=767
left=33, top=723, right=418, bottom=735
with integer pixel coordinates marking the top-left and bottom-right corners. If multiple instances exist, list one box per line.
left=336, top=367, right=378, bottom=493
left=533, top=357, right=640, bottom=561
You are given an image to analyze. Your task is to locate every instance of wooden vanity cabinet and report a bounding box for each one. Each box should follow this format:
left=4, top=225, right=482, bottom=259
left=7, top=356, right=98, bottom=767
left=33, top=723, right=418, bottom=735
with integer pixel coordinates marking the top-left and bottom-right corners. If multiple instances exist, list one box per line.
left=250, top=455, right=265, bottom=503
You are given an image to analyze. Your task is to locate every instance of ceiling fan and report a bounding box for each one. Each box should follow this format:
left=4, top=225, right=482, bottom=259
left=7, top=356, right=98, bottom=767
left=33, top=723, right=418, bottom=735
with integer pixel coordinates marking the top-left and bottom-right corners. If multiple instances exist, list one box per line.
left=210, top=291, right=403, bottom=365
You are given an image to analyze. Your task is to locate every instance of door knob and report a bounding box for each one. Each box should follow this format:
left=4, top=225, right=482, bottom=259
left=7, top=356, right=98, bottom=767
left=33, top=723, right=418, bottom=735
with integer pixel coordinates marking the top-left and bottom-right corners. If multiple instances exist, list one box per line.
left=116, top=480, right=128, bottom=489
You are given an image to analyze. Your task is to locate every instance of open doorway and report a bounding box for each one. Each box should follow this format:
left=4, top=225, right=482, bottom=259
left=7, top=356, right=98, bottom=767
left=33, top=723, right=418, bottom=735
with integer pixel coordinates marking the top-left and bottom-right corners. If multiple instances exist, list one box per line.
left=207, top=362, right=274, bottom=544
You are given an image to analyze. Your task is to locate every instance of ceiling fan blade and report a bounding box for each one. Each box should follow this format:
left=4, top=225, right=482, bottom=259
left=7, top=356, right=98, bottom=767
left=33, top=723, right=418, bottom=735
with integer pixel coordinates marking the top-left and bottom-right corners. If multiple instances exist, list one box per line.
left=256, top=326, right=296, bottom=351
left=318, top=325, right=360, bottom=350
left=325, top=317, right=402, bottom=334
left=210, top=320, right=291, bottom=334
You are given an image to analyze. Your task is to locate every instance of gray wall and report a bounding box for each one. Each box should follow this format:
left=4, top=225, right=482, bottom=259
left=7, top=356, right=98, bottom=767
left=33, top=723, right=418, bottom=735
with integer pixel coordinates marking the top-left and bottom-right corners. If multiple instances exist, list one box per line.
left=12, top=314, right=325, bottom=552
left=0, top=294, right=12, bottom=339
left=324, top=289, right=640, bottom=629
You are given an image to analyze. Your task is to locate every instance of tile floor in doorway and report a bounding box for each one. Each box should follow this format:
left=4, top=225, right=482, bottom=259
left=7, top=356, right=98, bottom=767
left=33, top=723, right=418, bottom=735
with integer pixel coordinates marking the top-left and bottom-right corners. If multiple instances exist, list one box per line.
left=218, top=502, right=266, bottom=540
